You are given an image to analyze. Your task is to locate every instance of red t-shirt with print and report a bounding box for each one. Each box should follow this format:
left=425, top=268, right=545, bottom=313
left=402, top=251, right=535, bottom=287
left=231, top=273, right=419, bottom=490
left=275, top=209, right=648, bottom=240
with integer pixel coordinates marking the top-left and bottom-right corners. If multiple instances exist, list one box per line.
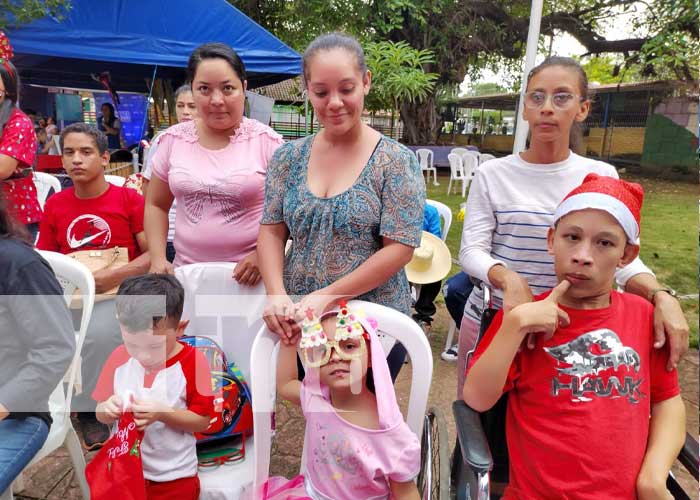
left=36, top=183, right=145, bottom=260
left=0, top=108, right=42, bottom=224
left=468, top=290, right=679, bottom=500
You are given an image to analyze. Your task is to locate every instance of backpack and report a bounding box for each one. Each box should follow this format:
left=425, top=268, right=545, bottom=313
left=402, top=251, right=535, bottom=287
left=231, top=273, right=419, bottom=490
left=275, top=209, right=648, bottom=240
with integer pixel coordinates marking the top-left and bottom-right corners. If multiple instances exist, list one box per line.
left=179, top=335, right=253, bottom=444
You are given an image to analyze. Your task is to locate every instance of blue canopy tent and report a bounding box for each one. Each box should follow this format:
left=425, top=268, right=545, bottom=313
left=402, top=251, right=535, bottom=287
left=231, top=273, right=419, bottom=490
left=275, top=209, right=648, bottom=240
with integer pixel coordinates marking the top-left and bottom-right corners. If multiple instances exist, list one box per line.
left=7, top=0, right=302, bottom=91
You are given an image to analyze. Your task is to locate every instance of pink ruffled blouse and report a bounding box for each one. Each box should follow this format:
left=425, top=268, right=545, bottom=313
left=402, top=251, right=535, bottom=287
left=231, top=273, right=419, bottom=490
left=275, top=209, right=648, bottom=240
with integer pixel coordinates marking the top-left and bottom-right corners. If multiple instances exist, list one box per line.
left=151, top=118, right=283, bottom=266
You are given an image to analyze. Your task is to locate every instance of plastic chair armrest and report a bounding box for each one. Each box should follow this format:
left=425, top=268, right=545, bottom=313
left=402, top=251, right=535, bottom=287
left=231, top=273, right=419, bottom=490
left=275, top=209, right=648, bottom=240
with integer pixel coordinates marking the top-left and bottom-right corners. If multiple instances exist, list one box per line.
left=452, top=400, right=492, bottom=474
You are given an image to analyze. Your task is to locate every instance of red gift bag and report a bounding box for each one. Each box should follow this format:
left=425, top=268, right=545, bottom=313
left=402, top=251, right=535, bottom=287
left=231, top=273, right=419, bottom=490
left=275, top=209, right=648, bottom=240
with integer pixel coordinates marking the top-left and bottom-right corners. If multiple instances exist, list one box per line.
left=85, top=412, right=147, bottom=500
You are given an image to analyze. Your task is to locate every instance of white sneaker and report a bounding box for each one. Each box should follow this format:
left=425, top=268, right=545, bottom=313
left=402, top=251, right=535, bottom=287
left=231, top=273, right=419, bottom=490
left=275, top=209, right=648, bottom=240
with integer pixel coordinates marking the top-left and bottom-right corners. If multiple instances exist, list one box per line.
left=441, top=345, right=458, bottom=362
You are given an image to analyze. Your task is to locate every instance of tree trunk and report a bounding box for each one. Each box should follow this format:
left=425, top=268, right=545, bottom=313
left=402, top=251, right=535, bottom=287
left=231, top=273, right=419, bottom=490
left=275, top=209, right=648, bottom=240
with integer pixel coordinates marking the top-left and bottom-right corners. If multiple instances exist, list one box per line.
left=400, top=94, right=439, bottom=145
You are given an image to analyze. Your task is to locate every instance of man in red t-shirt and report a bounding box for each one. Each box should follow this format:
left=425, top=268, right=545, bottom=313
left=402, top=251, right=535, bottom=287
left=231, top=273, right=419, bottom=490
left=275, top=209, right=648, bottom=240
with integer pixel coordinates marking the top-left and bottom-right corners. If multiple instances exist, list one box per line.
left=463, top=175, right=685, bottom=500
left=37, top=123, right=151, bottom=450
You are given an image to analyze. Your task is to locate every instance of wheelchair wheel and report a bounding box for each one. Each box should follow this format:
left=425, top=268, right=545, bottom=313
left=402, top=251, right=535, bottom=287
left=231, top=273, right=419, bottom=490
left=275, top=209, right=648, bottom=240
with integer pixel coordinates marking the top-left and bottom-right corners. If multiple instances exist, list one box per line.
left=417, top=406, right=451, bottom=500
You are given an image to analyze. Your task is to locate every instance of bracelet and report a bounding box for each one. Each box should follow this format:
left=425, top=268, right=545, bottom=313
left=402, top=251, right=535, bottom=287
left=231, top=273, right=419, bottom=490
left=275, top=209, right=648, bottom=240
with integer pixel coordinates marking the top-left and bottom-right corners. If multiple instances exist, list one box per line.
left=648, top=287, right=677, bottom=304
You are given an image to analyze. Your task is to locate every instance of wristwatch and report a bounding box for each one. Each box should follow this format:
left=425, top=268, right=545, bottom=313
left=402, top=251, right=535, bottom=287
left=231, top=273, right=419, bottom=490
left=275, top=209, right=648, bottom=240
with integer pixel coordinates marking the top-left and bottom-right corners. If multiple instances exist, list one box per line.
left=648, top=287, right=677, bottom=304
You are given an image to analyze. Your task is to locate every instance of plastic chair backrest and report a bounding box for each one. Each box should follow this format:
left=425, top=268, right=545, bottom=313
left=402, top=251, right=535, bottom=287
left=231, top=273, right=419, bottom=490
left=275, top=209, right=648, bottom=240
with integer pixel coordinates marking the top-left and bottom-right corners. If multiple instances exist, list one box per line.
left=450, top=147, right=469, bottom=157
left=479, top=153, right=496, bottom=163
left=35, top=251, right=95, bottom=447
left=415, top=148, right=434, bottom=169
left=52, top=134, right=62, bottom=155
left=33, top=172, right=62, bottom=210
left=448, top=153, right=464, bottom=177
left=104, top=174, right=126, bottom=187
left=426, top=199, right=452, bottom=241
left=462, top=154, right=479, bottom=179
left=251, top=299, right=433, bottom=490
left=175, top=262, right=266, bottom=382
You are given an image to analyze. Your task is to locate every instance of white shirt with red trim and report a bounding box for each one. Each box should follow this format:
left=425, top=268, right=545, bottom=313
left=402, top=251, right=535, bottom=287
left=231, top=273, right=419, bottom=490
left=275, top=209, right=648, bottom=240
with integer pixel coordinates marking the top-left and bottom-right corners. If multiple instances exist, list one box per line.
left=93, top=342, right=214, bottom=482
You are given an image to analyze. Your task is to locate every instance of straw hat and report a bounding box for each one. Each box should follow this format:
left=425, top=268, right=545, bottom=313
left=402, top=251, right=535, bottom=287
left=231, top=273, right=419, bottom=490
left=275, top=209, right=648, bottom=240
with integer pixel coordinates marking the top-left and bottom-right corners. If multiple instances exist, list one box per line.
left=405, top=231, right=452, bottom=284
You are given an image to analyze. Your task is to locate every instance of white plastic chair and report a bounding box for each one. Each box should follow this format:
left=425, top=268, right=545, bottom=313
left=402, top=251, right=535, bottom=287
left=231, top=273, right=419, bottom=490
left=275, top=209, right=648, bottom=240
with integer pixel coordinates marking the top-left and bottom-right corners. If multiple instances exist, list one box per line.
left=425, top=199, right=452, bottom=241
left=174, top=262, right=267, bottom=500
left=450, top=147, right=469, bottom=157
left=32, top=172, right=61, bottom=210
left=415, top=148, right=439, bottom=186
left=52, top=135, right=62, bottom=155
left=461, top=154, right=479, bottom=195
left=104, top=174, right=126, bottom=187
left=447, top=153, right=468, bottom=197
left=2, top=250, right=96, bottom=500
left=479, top=153, right=496, bottom=164
left=251, top=299, right=433, bottom=493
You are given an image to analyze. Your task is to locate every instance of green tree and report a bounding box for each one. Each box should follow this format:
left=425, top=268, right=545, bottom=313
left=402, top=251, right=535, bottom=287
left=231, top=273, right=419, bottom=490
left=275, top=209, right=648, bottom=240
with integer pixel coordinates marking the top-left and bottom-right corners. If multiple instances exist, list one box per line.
left=364, top=40, right=438, bottom=139
left=467, top=82, right=508, bottom=96
left=232, top=0, right=698, bottom=143
left=0, top=0, right=71, bottom=30
left=228, top=0, right=373, bottom=52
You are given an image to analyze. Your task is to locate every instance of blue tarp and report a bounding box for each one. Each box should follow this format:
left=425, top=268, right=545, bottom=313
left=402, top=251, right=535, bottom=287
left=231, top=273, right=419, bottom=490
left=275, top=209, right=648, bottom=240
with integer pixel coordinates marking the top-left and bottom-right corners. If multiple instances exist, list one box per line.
left=7, top=0, right=301, bottom=91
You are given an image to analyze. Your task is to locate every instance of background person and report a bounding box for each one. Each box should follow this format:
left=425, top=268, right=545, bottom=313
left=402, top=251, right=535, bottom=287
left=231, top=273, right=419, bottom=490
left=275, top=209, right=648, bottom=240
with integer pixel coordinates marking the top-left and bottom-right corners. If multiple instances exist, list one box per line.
left=0, top=194, right=75, bottom=494
left=141, top=84, right=198, bottom=263
left=145, top=43, right=283, bottom=284
left=257, top=32, right=424, bottom=379
left=98, top=102, right=122, bottom=150
left=0, top=47, right=42, bottom=239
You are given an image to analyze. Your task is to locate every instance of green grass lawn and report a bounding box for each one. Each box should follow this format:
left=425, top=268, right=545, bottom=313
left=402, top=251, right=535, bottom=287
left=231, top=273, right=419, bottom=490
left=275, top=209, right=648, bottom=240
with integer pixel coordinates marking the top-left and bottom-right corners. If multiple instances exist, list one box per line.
left=425, top=172, right=699, bottom=347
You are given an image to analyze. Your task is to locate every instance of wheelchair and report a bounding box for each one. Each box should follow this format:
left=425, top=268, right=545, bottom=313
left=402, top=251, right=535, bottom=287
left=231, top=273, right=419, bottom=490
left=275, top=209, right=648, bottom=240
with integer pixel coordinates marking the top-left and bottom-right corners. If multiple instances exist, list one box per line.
left=450, top=281, right=700, bottom=500
left=250, top=299, right=453, bottom=500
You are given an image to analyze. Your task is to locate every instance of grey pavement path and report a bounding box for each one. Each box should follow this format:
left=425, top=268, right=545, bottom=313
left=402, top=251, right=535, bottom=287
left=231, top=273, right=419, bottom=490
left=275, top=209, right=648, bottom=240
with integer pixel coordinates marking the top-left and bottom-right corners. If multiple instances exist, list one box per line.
left=13, top=307, right=699, bottom=499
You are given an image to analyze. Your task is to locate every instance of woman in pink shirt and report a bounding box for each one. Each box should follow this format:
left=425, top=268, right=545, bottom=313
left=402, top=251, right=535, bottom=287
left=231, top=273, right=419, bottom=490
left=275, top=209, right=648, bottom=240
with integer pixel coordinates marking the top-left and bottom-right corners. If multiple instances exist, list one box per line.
left=145, top=43, right=283, bottom=284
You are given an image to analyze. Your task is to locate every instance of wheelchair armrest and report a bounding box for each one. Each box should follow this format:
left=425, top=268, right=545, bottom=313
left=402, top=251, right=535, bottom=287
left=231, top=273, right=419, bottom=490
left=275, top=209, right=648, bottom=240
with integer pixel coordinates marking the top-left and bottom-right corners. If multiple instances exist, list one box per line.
left=452, top=400, right=492, bottom=474
left=678, top=433, right=699, bottom=479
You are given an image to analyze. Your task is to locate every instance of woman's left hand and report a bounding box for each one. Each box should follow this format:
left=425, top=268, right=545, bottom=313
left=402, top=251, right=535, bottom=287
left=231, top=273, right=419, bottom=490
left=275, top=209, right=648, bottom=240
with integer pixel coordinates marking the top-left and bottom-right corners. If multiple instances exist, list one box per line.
left=294, top=290, right=338, bottom=323
left=233, top=250, right=261, bottom=286
left=652, top=292, right=689, bottom=371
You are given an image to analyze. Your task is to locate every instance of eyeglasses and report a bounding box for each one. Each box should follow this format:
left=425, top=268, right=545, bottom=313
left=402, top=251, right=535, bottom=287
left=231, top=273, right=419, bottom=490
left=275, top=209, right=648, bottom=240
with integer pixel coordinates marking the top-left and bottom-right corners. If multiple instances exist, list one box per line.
left=197, top=441, right=246, bottom=470
left=524, top=91, right=583, bottom=110
left=302, top=337, right=366, bottom=368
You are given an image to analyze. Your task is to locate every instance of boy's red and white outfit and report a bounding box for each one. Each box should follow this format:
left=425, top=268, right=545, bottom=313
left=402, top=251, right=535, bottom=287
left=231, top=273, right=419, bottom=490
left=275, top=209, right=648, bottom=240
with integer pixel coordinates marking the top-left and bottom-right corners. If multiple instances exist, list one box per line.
left=37, top=183, right=145, bottom=260
left=93, top=342, right=214, bottom=497
left=468, top=175, right=680, bottom=499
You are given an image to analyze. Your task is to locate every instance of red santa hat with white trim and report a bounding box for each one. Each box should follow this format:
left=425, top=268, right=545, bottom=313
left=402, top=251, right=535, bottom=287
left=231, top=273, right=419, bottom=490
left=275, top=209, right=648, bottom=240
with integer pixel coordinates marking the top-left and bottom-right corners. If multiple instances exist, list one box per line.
left=553, top=173, right=644, bottom=243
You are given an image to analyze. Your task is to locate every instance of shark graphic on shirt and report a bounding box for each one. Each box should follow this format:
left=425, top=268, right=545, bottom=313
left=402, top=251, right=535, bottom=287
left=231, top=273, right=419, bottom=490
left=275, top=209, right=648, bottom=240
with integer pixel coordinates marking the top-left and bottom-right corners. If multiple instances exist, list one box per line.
left=544, top=328, right=644, bottom=404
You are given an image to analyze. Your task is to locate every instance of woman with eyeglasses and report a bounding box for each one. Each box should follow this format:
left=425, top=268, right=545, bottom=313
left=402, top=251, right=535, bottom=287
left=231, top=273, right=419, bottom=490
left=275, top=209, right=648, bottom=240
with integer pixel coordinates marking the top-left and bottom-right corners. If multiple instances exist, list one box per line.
left=144, top=43, right=283, bottom=283
left=456, top=56, right=688, bottom=397
left=0, top=43, right=42, bottom=240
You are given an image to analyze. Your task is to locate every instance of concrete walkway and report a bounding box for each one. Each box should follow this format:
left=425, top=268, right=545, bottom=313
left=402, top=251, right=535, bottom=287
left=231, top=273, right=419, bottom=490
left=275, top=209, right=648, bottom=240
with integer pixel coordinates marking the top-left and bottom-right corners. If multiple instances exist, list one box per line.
left=13, top=308, right=699, bottom=499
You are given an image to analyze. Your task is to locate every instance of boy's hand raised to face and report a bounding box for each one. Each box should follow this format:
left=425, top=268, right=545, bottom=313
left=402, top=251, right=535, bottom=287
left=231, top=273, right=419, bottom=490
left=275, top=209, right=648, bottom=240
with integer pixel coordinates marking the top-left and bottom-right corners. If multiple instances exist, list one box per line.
left=512, top=280, right=571, bottom=341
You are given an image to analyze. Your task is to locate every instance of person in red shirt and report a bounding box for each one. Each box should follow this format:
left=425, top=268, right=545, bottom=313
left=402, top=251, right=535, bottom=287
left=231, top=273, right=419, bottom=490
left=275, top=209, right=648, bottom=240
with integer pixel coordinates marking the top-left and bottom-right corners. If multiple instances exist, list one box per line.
left=463, top=175, right=685, bottom=500
left=0, top=57, right=42, bottom=239
left=37, top=123, right=151, bottom=450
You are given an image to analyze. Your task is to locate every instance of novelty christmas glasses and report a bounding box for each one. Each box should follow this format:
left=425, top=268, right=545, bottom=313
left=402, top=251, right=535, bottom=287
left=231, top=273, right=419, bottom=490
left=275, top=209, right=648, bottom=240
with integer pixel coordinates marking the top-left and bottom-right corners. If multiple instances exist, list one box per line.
left=300, top=301, right=367, bottom=368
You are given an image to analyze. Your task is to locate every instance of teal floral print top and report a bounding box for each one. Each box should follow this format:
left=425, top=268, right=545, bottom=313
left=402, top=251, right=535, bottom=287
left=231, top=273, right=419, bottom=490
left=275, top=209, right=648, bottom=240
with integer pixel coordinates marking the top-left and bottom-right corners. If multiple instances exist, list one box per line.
left=261, top=134, right=425, bottom=314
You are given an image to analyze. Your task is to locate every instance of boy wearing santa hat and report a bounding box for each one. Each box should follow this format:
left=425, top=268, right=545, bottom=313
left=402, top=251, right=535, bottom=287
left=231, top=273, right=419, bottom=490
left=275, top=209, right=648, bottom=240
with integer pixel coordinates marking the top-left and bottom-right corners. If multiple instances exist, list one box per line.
left=463, top=174, right=685, bottom=500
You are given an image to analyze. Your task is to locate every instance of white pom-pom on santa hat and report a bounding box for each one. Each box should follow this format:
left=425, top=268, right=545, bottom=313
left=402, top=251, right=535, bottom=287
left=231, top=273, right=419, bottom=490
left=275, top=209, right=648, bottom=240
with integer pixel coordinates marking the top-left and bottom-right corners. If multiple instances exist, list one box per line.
left=553, top=173, right=644, bottom=243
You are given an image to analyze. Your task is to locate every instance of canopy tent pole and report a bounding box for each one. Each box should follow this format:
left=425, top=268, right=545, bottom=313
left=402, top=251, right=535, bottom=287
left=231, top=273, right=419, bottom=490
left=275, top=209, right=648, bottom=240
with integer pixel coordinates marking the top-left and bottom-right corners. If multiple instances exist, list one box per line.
left=512, top=0, right=544, bottom=154
left=136, top=64, right=158, bottom=173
